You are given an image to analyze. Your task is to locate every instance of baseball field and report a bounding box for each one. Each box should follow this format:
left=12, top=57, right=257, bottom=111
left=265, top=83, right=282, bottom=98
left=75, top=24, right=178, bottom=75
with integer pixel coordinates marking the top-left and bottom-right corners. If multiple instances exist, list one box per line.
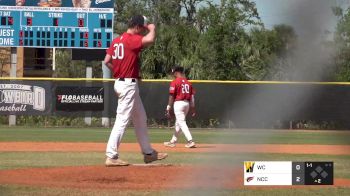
left=0, top=127, right=350, bottom=196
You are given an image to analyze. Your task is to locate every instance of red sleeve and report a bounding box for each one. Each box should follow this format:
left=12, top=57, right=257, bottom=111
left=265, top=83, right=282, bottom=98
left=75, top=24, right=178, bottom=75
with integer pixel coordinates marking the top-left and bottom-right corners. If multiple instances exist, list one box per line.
left=129, top=35, right=143, bottom=51
left=169, top=81, right=176, bottom=95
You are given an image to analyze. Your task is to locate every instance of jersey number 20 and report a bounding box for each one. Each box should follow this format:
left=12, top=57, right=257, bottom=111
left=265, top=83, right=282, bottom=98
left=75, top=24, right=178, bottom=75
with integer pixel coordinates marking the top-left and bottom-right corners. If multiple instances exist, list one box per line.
left=181, top=84, right=190, bottom=94
left=112, top=43, right=124, bottom=60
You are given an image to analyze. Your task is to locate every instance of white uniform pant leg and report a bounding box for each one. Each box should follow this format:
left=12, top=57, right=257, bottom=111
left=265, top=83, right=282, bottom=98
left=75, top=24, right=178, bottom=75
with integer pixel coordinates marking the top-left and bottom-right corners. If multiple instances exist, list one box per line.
left=106, top=81, right=136, bottom=158
left=170, top=121, right=182, bottom=143
left=131, top=84, right=153, bottom=155
left=173, top=101, right=193, bottom=142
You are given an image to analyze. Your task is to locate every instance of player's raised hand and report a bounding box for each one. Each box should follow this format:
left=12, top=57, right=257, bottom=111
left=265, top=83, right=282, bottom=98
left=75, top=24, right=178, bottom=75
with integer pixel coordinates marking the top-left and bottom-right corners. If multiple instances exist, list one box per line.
left=142, top=23, right=156, bottom=47
left=147, top=24, right=156, bottom=31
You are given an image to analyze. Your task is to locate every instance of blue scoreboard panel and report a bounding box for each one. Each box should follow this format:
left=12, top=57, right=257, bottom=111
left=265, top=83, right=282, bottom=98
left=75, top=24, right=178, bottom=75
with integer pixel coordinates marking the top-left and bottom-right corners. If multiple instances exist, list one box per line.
left=0, top=1, right=114, bottom=49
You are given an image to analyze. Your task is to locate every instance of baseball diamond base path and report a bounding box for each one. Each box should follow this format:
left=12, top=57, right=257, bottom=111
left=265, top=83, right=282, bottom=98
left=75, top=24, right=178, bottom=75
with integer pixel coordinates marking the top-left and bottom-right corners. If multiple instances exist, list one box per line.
left=0, top=166, right=349, bottom=190
left=0, top=142, right=350, bottom=155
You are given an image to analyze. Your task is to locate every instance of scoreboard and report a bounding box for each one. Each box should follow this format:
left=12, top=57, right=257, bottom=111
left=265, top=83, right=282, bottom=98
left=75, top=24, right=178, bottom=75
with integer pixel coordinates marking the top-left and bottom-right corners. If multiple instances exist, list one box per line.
left=0, top=2, right=114, bottom=49
left=244, top=161, right=334, bottom=186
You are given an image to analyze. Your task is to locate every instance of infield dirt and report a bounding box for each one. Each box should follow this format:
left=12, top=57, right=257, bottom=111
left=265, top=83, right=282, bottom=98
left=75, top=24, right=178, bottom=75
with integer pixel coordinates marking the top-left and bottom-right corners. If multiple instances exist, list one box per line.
left=1, top=142, right=350, bottom=190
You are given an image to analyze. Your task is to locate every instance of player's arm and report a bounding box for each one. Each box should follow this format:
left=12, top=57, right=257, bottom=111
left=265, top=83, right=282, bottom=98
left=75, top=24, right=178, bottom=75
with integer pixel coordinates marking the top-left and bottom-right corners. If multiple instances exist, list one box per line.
left=190, top=86, right=196, bottom=117
left=103, top=54, right=113, bottom=71
left=190, top=94, right=196, bottom=117
left=165, top=95, right=175, bottom=118
left=142, top=24, right=156, bottom=48
left=166, top=82, right=176, bottom=118
left=167, top=95, right=175, bottom=110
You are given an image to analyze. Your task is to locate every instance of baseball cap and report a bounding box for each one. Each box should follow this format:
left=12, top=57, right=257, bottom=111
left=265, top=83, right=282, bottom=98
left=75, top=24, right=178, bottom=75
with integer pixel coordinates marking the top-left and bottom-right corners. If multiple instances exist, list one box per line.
left=128, top=15, right=148, bottom=28
left=171, top=66, right=184, bottom=73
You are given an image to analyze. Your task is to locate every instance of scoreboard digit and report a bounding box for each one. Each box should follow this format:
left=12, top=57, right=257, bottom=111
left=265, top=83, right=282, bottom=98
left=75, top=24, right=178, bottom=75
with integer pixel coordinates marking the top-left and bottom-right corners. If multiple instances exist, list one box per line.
left=27, top=17, right=32, bottom=26
left=0, top=2, right=114, bottom=49
left=78, top=18, right=84, bottom=27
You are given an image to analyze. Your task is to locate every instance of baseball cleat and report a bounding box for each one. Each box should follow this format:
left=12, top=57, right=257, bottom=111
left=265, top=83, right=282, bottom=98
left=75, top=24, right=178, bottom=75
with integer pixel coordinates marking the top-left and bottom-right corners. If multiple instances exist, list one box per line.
left=105, top=157, right=129, bottom=167
left=144, top=150, right=168, bottom=164
left=185, top=141, right=196, bottom=148
left=163, top=141, right=176, bottom=148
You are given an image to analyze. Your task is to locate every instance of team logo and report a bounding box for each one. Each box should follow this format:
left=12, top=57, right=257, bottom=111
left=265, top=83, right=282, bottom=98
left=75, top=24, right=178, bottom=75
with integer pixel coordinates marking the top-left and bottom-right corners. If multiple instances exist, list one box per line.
left=0, top=84, right=46, bottom=112
left=246, top=177, right=254, bottom=182
left=57, top=94, right=103, bottom=104
left=245, top=162, right=255, bottom=173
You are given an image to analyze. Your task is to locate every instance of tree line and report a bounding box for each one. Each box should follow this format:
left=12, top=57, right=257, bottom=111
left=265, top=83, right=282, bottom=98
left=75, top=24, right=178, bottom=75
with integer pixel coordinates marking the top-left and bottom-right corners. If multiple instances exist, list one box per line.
left=55, top=0, right=350, bottom=82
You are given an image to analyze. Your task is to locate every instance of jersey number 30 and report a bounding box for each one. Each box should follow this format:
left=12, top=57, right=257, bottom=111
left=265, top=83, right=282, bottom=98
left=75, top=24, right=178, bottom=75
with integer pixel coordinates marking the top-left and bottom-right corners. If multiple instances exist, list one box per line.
left=181, top=84, right=190, bottom=94
left=112, top=43, right=124, bottom=60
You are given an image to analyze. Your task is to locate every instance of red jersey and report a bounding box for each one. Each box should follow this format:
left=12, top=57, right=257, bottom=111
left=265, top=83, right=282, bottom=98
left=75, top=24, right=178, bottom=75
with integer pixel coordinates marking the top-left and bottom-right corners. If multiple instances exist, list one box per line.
left=106, top=32, right=143, bottom=79
left=169, top=77, right=194, bottom=101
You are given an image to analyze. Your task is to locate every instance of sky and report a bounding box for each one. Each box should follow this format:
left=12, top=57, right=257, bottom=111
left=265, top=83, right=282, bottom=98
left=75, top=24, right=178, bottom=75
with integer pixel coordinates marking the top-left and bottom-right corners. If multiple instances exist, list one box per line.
left=253, top=0, right=348, bottom=37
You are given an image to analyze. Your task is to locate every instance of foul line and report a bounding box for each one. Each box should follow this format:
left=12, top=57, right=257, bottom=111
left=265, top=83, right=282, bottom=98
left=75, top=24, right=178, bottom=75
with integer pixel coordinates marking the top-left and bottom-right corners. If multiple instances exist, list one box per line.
left=1, top=77, right=350, bottom=85
left=0, top=77, right=350, bottom=86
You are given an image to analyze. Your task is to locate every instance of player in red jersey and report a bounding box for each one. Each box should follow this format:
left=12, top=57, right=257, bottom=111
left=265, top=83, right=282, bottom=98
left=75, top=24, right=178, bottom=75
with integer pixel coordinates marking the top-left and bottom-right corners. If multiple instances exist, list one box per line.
left=164, top=66, right=196, bottom=148
left=103, top=15, right=167, bottom=166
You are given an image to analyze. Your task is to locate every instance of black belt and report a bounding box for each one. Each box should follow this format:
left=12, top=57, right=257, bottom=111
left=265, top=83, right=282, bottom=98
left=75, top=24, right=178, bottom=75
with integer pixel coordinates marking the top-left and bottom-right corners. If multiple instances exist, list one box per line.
left=118, top=78, right=136, bottom=82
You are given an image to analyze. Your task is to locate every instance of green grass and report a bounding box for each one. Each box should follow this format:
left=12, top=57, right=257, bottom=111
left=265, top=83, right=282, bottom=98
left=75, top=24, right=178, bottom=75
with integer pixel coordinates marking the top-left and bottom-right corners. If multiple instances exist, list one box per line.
left=0, top=127, right=349, bottom=145
left=1, top=152, right=349, bottom=179
left=1, top=127, right=350, bottom=195
left=0, top=185, right=349, bottom=196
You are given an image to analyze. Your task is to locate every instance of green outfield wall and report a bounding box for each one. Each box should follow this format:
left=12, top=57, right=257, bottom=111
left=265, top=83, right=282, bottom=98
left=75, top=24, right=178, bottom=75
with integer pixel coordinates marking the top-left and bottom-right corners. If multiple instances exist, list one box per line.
left=1, top=78, right=350, bottom=127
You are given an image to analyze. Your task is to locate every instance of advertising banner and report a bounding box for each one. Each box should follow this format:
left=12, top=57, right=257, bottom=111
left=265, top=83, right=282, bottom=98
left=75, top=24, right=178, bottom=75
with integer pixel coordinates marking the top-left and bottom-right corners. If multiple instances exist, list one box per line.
left=55, top=86, right=104, bottom=112
left=0, top=81, right=51, bottom=115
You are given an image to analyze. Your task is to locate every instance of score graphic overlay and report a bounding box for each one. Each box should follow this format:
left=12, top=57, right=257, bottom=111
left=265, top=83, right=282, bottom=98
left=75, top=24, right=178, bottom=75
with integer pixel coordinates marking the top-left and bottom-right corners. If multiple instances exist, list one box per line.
left=244, top=161, right=333, bottom=186
left=0, top=1, right=114, bottom=48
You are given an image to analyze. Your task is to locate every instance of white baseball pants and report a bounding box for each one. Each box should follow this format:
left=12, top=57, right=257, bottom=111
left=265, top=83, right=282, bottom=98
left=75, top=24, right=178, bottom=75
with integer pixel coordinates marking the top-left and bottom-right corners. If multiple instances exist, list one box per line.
left=170, top=100, right=193, bottom=143
left=106, top=79, right=153, bottom=159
